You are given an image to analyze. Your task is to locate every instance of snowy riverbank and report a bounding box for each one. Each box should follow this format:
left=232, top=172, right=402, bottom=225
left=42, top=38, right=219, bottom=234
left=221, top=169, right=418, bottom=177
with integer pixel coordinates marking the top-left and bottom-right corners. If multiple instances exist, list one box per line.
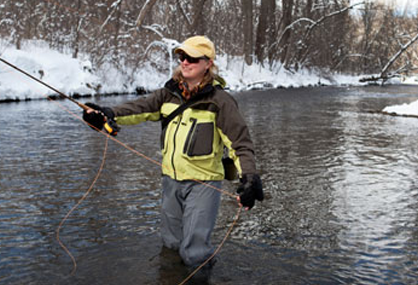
left=0, top=40, right=365, bottom=100
left=1, top=39, right=416, bottom=116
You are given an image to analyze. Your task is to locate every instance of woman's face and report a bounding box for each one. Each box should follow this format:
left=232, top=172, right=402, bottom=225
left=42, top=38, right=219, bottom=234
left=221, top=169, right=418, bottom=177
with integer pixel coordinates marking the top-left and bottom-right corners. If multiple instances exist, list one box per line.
left=179, top=53, right=212, bottom=83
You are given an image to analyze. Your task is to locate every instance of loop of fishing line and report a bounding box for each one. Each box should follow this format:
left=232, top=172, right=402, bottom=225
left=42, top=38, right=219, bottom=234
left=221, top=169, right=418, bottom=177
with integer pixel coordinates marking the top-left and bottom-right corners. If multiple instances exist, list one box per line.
left=56, top=134, right=110, bottom=276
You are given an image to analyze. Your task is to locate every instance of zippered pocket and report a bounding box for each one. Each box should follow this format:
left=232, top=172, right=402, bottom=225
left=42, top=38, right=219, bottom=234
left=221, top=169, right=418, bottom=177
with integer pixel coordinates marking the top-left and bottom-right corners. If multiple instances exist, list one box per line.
left=183, top=120, right=214, bottom=157
left=183, top=118, right=197, bottom=154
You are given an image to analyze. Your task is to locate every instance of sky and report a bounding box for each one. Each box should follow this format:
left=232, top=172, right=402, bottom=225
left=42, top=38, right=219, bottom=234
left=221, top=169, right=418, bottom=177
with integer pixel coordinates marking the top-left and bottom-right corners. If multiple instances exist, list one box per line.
left=353, top=0, right=415, bottom=7
left=352, top=0, right=418, bottom=12
left=0, top=40, right=416, bottom=117
left=379, top=0, right=415, bottom=8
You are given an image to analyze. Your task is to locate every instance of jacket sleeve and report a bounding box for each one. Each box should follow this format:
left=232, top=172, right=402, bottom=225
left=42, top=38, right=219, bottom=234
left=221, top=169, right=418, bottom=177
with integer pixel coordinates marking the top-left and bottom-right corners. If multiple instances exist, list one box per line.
left=111, top=89, right=165, bottom=125
left=216, top=91, right=257, bottom=176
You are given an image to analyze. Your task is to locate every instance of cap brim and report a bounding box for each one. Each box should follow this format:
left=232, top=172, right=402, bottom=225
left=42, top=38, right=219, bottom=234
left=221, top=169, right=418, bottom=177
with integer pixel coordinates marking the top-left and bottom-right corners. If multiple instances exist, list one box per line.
left=174, top=46, right=205, bottom=58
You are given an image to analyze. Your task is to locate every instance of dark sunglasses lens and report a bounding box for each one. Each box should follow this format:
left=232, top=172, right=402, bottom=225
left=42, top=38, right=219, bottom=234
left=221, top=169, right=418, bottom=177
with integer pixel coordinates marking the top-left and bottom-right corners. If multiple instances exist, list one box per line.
left=179, top=53, right=200, bottom=63
left=187, top=56, right=200, bottom=63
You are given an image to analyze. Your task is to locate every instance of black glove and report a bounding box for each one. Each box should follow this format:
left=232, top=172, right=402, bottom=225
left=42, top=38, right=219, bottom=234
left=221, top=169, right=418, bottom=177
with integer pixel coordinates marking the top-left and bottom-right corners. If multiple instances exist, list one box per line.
left=237, top=173, right=264, bottom=210
left=82, top=102, right=120, bottom=136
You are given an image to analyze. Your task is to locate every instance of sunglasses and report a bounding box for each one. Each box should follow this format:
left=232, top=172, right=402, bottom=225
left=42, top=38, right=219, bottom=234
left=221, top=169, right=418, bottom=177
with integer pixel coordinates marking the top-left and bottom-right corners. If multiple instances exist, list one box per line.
left=178, top=53, right=207, bottom=64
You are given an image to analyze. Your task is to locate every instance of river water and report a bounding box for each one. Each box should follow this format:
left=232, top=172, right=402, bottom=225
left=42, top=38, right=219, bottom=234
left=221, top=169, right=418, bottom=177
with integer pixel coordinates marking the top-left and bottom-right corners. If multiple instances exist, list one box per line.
left=1, top=85, right=418, bottom=284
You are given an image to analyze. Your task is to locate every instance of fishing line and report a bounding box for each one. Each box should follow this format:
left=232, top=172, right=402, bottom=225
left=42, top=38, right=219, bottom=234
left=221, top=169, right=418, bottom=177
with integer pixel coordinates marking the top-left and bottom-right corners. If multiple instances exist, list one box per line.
left=56, top=134, right=110, bottom=276
left=0, top=56, right=242, bottom=283
left=179, top=205, right=242, bottom=285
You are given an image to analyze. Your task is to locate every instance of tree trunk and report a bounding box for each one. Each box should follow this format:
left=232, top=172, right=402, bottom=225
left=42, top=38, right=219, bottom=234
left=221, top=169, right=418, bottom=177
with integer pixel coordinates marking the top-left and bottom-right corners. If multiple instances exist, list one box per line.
left=72, top=0, right=82, bottom=58
left=191, top=0, right=208, bottom=35
left=280, top=0, right=294, bottom=66
left=242, top=0, right=253, bottom=65
left=255, top=0, right=275, bottom=64
left=113, top=3, right=122, bottom=61
left=267, top=0, right=277, bottom=65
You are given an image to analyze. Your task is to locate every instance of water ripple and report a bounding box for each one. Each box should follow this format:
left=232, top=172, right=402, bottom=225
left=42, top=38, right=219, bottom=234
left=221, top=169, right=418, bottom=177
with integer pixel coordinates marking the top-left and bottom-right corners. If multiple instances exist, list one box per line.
left=2, top=88, right=418, bottom=284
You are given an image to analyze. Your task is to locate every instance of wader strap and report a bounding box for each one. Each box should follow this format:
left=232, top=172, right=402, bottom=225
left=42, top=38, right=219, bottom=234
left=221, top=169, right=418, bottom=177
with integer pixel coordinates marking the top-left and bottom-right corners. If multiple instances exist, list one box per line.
left=161, top=97, right=199, bottom=130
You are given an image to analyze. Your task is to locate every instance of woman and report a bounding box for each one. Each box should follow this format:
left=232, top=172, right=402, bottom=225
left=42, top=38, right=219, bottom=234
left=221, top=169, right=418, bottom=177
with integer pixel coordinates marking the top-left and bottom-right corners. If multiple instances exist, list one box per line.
left=83, top=35, right=263, bottom=269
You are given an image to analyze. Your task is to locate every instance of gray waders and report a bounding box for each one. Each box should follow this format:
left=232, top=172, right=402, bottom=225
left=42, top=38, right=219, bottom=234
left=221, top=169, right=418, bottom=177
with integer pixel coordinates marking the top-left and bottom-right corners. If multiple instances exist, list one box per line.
left=161, top=175, right=221, bottom=267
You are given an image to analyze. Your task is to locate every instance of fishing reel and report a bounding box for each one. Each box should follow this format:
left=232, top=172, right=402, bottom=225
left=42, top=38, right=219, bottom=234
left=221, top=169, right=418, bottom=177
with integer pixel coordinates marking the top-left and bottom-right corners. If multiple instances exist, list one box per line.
left=103, top=119, right=120, bottom=136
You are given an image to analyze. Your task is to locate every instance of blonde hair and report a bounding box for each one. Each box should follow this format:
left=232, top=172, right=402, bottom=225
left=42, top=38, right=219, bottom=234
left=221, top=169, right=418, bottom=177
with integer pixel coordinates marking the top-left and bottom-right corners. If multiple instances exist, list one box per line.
left=173, top=61, right=219, bottom=87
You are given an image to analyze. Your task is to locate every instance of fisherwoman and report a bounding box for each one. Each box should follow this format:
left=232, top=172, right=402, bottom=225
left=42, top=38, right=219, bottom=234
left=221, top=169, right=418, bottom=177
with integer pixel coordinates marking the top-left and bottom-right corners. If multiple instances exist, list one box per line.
left=82, top=35, right=264, bottom=270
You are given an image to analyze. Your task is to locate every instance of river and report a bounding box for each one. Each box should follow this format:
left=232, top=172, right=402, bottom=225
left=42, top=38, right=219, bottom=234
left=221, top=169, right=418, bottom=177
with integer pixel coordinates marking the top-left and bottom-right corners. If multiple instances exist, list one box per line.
left=1, top=85, right=418, bottom=284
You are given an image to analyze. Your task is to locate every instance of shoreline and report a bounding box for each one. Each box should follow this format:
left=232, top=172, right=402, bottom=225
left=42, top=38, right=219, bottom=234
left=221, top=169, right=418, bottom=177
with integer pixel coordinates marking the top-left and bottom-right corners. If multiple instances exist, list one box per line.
left=0, top=88, right=148, bottom=104
left=1, top=81, right=415, bottom=105
left=0, top=82, right=376, bottom=105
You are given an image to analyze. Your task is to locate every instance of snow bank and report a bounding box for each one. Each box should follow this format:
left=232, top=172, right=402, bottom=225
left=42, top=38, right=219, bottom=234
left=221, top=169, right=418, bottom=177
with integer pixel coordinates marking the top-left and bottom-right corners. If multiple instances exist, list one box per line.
left=0, top=40, right=366, bottom=101
left=383, top=100, right=418, bottom=116
left=0, top=41, right=99, bottom=101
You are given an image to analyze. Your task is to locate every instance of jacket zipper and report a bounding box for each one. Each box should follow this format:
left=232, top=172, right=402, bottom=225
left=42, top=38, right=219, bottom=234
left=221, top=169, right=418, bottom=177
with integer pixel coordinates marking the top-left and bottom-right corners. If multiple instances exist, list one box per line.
left=169, top=93, right=184, bottom=180
left=170, top=115, right=182, bottom=180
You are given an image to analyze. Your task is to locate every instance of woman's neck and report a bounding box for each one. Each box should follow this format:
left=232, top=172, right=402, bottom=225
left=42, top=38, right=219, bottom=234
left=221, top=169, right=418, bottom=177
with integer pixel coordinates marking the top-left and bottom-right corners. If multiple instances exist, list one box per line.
left=184, top=79, right=201, bottom=90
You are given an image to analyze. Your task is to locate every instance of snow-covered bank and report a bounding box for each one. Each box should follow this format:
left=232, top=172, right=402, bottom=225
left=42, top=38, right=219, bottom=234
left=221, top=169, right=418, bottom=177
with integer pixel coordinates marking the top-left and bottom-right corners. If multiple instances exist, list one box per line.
left=383, top=101, right=418, bottom=116
left=0, top=40, right=372, bottom=102
left=2, top=40, right=416, bottom=119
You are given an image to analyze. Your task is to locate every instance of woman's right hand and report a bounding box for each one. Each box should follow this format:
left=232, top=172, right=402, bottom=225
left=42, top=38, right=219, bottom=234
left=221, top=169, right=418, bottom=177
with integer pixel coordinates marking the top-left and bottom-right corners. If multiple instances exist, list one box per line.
left=82, top=103, right=119, bottom=136
left=82, top=102, right=107, bottom=131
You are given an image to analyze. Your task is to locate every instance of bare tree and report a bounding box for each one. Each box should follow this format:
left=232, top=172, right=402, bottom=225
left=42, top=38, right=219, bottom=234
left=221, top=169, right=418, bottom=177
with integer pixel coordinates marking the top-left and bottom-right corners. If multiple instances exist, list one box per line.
left=70, top=0, right=87, bottom=58
left=255, top=0, right=275, bottom=65
left=242, top=0, right=253, bottom=65
left=279, top=0, right=294, bottom=67
left=1, top=0, right=26, bottom=49
left=360, top=33, right=418, bottom=84
left=296, top=2, right=363, bottom=66
left=190, top=0, right=209, bottom=35
left=176, top=0, right=210, bottom=36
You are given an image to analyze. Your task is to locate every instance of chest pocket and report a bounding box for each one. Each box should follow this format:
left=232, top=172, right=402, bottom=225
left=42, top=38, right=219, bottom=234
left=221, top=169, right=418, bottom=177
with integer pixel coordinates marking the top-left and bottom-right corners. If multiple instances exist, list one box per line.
left=183, top=119, right=214, bottom=157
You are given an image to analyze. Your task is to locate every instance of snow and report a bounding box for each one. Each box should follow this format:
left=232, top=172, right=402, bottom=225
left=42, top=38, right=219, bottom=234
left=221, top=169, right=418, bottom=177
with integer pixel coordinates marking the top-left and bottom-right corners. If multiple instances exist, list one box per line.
left=1, top=40, right=415, bottom=116
left=0, top=38, right=404, bottom=100
left=0, top=39, right=370, bottom=102
left=0, top=41, right=99, bottom=100
left=383, top=100, right=418, bottom=116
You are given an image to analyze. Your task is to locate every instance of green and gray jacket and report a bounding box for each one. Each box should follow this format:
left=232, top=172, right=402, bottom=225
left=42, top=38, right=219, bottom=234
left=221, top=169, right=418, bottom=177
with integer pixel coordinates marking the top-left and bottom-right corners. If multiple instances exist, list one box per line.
left=111, top=78, right=256, bottom=181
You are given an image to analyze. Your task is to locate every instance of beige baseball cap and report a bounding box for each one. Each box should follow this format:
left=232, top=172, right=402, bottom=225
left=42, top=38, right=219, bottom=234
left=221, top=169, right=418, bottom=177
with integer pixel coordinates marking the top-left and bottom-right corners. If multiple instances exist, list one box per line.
left=175, top=36, right=216, bottom=60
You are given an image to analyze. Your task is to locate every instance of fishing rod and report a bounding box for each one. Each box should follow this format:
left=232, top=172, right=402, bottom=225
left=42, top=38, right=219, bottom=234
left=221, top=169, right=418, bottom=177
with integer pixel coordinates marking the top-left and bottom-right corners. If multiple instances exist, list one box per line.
left=0, top=57, right=118, bottom=135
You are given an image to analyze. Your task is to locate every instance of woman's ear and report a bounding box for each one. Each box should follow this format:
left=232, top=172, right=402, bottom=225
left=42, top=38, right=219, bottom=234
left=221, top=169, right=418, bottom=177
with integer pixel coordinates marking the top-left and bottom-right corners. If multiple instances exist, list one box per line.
left=206, top=59, right=213, bottom=70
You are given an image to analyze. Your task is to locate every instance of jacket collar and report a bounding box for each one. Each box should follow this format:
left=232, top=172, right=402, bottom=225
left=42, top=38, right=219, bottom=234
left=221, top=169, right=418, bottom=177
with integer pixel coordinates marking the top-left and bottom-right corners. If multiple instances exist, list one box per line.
left=164, top=78, right=216, bottom=101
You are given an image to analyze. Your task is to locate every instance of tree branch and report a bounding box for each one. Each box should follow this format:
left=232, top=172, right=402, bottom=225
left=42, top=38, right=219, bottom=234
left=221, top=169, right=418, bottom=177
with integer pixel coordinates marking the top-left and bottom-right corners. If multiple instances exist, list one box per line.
left=302, top=2, right=365, bottom=44
left=99, top=0, right=123, bottom=34
left=298, top=2, right=365, bottom=65
left=360, top=32, right=418, bottom=84
left=268, top=18, right=315, bottom=53
left=380, top=33, right=418, bottom=77
left=176, top=0, right=192, bottom=31
left=135, top=0, right=159, bottom=28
